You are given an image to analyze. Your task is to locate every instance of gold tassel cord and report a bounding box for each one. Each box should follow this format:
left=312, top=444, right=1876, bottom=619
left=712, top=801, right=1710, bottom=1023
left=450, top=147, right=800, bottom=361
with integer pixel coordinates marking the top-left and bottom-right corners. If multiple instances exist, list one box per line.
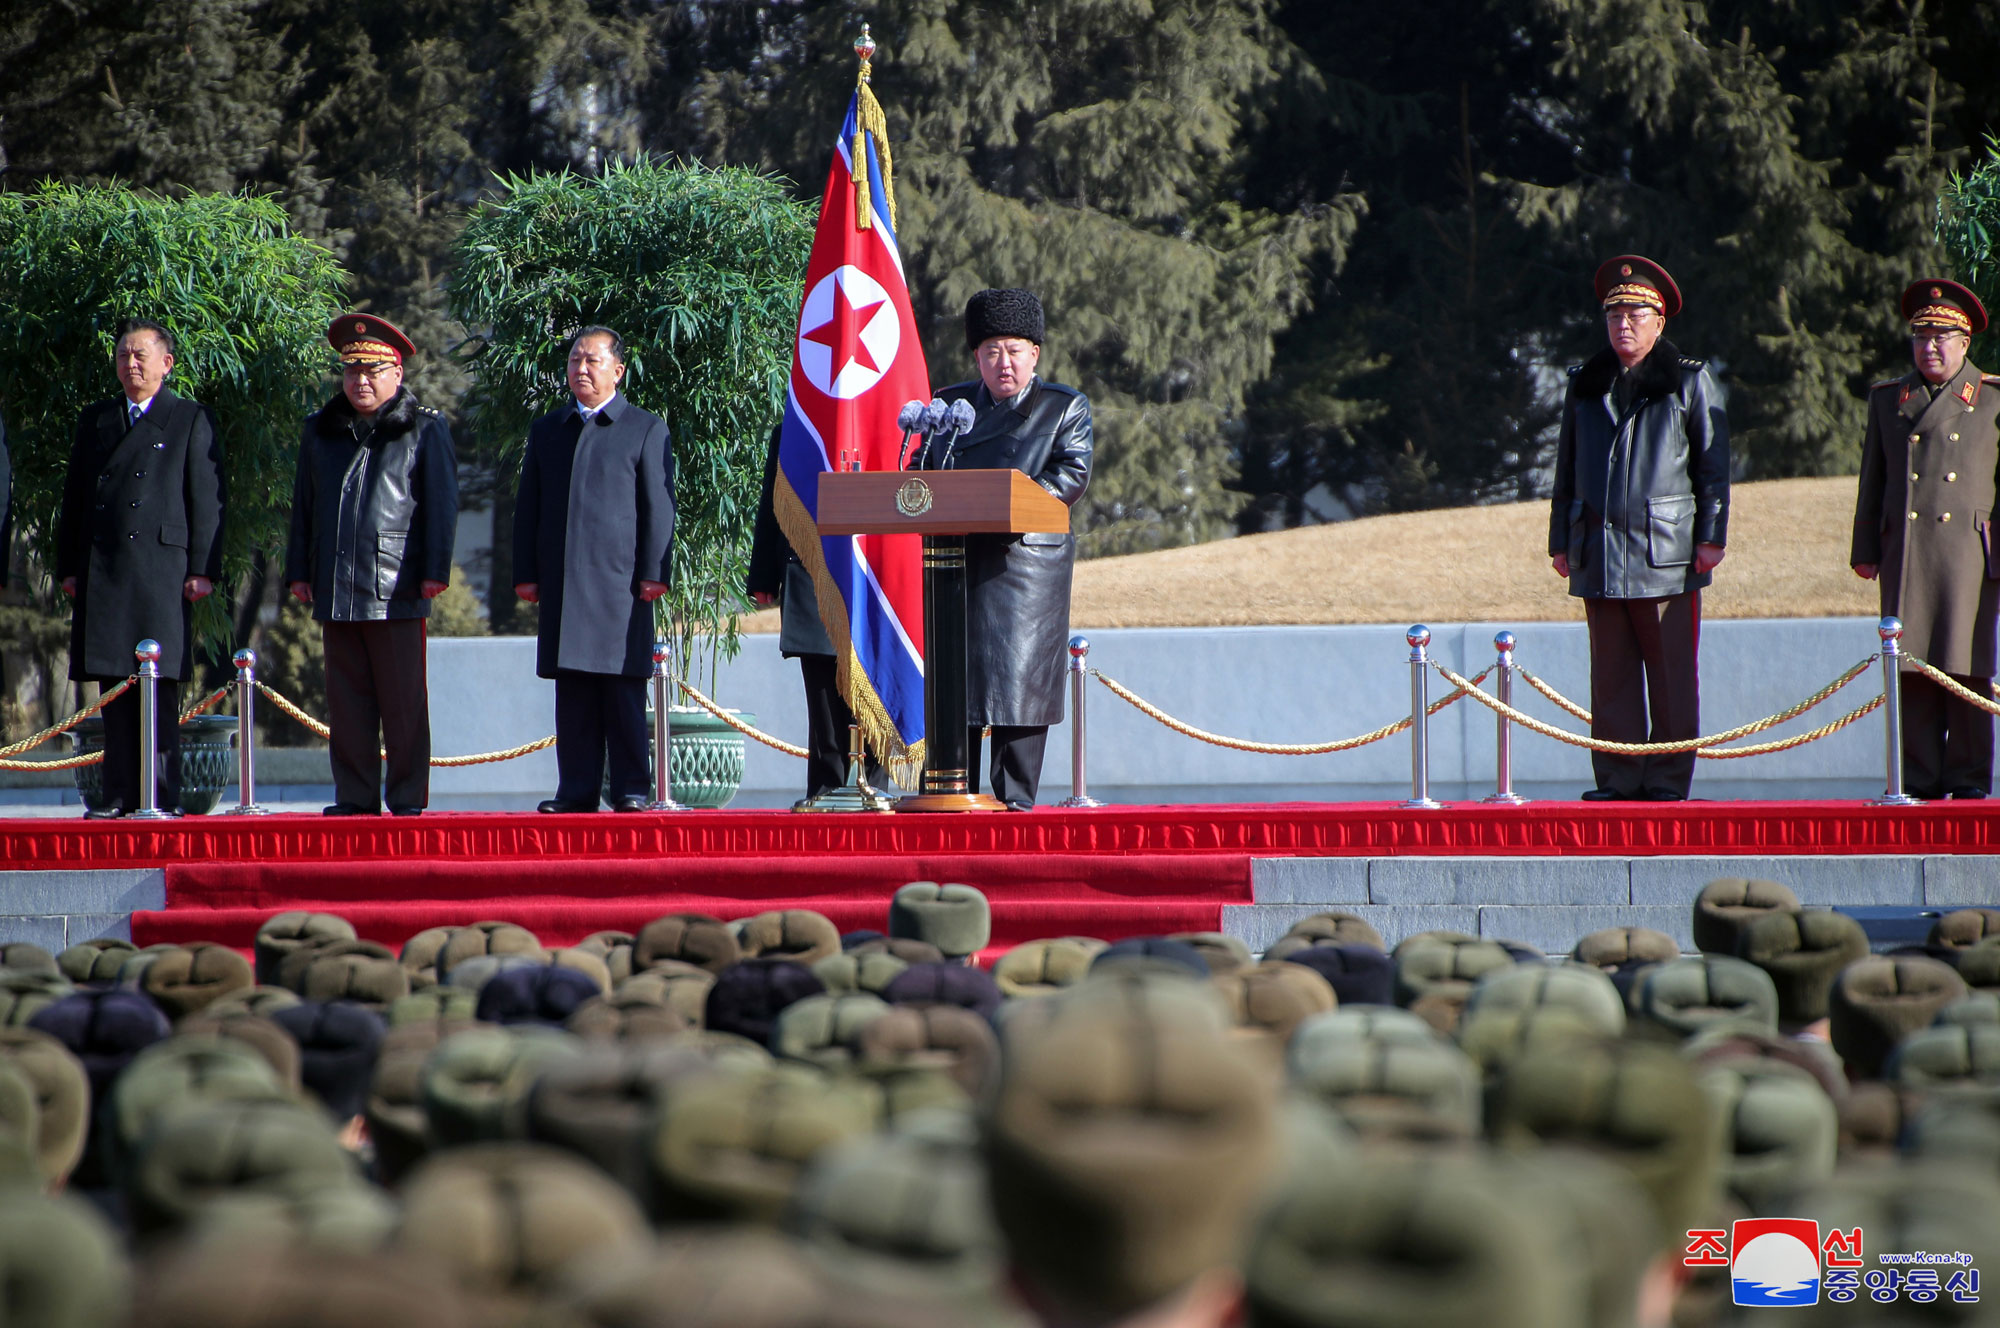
left=851, top=59, right=897, bottom=232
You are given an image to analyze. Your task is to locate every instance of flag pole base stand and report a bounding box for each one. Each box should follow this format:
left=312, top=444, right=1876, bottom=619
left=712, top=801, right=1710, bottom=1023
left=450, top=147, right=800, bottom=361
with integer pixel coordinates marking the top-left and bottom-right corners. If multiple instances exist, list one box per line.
left=794, top=723, right=897, bottom=813
left=898, top=792, right=1008, bottom=813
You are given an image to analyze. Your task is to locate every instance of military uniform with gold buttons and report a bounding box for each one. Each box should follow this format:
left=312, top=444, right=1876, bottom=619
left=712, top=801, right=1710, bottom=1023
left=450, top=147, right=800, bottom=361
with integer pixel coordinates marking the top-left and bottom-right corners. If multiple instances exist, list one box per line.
left=1851, top=279, right=2000, bottom=798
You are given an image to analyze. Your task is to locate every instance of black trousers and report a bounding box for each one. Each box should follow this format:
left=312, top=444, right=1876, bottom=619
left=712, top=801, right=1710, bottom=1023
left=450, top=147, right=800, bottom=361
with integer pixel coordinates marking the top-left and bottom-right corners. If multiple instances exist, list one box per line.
left=799, top=654, right=885, bottom=798
left=1900, top=670, right=1995, bottom=798
left=323, top=619, right=430, bottom=811
left=1584, top=591, right=1700, bottom=798
left=94, top=675, right=180, bottom=812
left=967, top=724, right=1048, bottom=809
left=555, top=671, right=650, bottom=806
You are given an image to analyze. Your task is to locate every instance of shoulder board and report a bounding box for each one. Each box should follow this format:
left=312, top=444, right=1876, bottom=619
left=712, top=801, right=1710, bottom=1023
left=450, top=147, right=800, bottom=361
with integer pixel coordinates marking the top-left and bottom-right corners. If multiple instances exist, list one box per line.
left=1677, top=356, right=1704, bottom=371
left=417, top=405, right=443, bottom=418
left=1565, top=364, right=1582, bottom=378
left=1870, top=379, right=1902, bottom=391
left=1983, top=374, right=2000, bottom=386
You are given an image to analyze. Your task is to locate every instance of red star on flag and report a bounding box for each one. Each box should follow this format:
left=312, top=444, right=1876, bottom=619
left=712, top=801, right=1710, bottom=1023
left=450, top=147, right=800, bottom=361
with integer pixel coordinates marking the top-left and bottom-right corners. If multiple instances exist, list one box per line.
left=802, top=277, right=886, bottom=376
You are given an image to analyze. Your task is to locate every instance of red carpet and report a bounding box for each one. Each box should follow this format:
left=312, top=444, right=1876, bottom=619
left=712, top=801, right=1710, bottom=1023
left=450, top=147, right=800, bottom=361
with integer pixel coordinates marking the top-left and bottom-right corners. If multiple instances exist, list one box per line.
left=132, top=853, right=1249, bottom=951
left=13, top=799, right=2000, bottom=869
left=33, top=800, right=1988, bottom=955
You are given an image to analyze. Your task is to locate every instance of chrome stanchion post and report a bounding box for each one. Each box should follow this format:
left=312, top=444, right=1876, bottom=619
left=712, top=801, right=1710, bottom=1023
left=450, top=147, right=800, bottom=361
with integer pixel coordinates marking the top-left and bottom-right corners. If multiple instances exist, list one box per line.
left=1483, top=630, right=1529, bottom=805
left=1400, top=625, right=1444, bottom=809
left=1056, top=634, right=1105, bottom=809
left=222, top=648, right=269, bottom=815
left=645, top=641, right=686, bottom=812
left=1872, top=617, right=1921, bottom=806
left=128, top=639, right=172, bottom=820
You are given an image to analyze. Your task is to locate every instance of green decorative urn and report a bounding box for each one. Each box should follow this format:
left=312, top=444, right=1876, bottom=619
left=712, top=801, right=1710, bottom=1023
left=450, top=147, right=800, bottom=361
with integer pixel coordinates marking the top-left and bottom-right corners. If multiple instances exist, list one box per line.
left=69, top=713, right=237, bottom=815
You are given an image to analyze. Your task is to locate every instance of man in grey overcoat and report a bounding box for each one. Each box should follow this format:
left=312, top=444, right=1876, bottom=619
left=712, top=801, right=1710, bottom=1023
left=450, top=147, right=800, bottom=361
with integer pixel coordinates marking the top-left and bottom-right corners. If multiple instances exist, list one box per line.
left=1852, top=279, right=2000, bottom=799
left=928, top=289, right=1093, bottom=810
left=1548, top=256, right=1729, bottom=803
left=57, top=319, right=226, bottom=817
left=514, top=326, right=675, bottom=813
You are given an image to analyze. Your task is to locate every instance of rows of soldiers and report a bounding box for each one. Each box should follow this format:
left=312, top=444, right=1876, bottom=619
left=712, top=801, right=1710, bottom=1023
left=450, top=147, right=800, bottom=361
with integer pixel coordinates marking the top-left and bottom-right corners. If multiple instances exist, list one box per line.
left=0, top=881, right=1996, bottom=1325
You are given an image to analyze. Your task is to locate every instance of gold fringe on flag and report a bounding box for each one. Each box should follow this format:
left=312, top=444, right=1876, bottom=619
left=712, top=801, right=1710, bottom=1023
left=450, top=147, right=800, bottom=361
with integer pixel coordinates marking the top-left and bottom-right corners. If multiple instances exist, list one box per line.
left=852, top=25, right=896, bottom=232
left=772, top=475, right=925, bottom=788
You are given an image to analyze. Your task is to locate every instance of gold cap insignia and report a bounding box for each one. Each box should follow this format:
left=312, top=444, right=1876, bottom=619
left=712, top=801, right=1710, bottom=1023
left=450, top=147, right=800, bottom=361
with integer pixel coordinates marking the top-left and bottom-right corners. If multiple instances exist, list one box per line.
left=1620, top=264, right=1633, bottom=277
left=1932, top=287, right=1943, bottom=299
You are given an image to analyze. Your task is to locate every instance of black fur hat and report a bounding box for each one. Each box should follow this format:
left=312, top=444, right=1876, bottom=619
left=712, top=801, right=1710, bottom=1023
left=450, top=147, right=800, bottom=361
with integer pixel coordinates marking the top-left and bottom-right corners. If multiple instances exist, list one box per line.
left=965, top=288, right=1045, bottom=349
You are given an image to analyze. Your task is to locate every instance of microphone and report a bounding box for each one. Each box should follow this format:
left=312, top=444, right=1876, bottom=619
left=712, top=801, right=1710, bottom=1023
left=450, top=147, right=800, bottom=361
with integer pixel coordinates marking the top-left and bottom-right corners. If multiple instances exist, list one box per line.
left=896, top=399, right=928, bottom=468
left=940, top=398, right=978, bottom=468
left=915, top=398, right=950, bottom=467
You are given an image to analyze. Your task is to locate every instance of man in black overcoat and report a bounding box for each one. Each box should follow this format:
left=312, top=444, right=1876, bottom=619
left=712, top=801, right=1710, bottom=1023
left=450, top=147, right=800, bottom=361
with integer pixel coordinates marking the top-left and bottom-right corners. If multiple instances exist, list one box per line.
left=926, top=289, right=1094, bottom=809
left=747, top=424, right=885, bottom=803
left=284, top=314, right=458, bottom=816
left=513, top=327, right=675, bottom=813
left=1548, top=256, right=1730, bottom=802
left=56, top=319, right=226, bottom=817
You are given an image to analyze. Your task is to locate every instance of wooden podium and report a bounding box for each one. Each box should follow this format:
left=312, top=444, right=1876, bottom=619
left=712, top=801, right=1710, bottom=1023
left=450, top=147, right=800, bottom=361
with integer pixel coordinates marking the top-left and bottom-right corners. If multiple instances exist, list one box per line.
left=818, top=470, right=1070, bottom=811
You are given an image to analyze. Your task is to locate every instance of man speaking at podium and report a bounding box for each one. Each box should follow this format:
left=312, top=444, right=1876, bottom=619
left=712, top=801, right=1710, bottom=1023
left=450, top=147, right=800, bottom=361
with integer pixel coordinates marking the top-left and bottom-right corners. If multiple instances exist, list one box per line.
left=926, top=289, right=1094, bottom=810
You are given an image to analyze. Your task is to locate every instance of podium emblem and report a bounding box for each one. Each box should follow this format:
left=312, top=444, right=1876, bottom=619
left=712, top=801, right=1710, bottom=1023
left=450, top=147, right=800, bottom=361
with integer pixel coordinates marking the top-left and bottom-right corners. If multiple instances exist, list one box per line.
left=895, top=478, right=934, bottom=517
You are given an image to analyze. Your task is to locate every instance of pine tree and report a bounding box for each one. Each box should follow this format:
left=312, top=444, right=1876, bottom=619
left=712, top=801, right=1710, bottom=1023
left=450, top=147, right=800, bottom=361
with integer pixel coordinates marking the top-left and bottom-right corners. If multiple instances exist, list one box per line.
left=648, top=0, right=1361, bottom=555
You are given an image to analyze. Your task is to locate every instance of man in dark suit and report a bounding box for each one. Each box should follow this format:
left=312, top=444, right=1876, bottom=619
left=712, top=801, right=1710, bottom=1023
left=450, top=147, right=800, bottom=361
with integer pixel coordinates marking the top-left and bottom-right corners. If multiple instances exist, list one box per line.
left=927, top=289, right=1094, bottom=809
left=514, top=326, right=675, bottom=813
left=284, top=314, right=458, bottom=816
left=747, top=424, right=884, bottom=804
left=56, top=319, right=226, bottom=817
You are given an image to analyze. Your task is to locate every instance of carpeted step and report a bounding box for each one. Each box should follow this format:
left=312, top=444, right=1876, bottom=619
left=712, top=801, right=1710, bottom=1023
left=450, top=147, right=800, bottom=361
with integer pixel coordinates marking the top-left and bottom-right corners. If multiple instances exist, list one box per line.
left=131, top=894, right=1234, bottom=953
left=159, top=854, right=1253, bottom=910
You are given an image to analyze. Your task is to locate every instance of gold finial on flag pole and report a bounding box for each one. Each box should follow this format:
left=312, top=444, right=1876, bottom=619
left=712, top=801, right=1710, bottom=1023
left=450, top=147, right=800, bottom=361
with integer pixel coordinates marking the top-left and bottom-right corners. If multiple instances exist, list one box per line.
left=852, top=23, right=890, bottom=230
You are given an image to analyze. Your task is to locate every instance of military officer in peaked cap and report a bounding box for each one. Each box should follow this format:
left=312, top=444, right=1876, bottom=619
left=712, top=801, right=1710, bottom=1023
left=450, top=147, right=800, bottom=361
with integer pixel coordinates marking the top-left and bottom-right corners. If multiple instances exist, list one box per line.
left=927, top=289, right=1093, bottom=810
left=1549, top=256, right=1730, bottom=802
left=284, top=314, right=459, bottom=816
left=1852, top=280, right=2000, bottom=799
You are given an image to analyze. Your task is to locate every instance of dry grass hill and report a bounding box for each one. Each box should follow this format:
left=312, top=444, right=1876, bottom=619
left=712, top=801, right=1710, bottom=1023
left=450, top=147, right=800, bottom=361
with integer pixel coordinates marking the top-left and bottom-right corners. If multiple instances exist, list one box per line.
left=744, top=477, right=1876, bottom=632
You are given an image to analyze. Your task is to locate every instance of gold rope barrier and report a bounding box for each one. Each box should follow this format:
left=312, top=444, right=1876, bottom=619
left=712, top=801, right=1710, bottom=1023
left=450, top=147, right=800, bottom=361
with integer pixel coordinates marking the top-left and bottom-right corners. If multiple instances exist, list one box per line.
left=1517, top=667, right=1593, bottom=722
left=0, top=681, right=229, bottom=771
left=1089, top=666, right=1491, bottom=756
left=257, top=682, right=331, bottom=740
left=257, top=682, right=557, bottom=766
left=1907, top=659, right=2000, bottom=718
left=1511, top=659, right=1876, bottom=757
left=0, top=678, right=134, bottom=758
left=676, top=680, right=810, bottom=759
left=431, top=735, right=558, bottom=767
left=1434, top=660, right=1881, bottom=756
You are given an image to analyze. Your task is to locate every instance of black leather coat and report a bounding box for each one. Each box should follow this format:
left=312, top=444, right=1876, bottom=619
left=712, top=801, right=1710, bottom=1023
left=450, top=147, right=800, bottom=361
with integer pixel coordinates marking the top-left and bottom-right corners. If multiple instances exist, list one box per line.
left=57, top=389, right=226, bottom=680
left=1548, top=340, right=1730, bottom=600
left=928, top=378, right=1093, bottom=727
left=284, top=389, right=459, bottom=622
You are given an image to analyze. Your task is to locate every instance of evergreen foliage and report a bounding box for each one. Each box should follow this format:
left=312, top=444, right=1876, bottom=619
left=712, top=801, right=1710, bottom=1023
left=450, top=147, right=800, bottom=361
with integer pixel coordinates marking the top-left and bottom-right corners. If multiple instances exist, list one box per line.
left=1939, top=136, right=2000, bottom=369
left=1, top=0, right=1995, bottom=552
left=447, top=161, right=814, bottom=687
left=647, top=0, right=1362, bottom=555
left=0, top=183, right=345, bottom=662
